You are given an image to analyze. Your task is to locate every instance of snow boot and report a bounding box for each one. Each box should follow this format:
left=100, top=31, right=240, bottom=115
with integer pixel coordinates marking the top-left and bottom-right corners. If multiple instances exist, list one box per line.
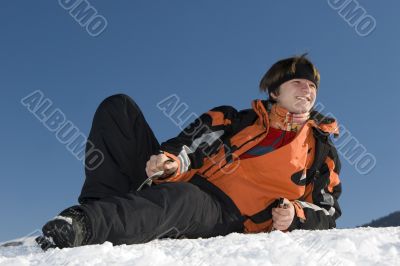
left=35, top=206, right=92, bottom=251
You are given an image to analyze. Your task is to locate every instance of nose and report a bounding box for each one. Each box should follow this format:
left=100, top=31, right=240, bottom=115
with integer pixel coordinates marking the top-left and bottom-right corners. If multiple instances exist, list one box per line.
left=300, top=81, right=312, bottom=92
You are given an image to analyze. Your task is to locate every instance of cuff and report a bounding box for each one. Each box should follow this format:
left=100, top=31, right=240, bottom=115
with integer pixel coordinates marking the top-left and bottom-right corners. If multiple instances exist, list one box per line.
left=287, top=200, right=307, bottom=231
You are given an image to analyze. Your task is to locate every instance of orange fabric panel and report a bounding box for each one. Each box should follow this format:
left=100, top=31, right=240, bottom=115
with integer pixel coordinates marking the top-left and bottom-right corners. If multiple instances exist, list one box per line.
left=229, top=123, right=266, bottom=151
left=206, top=111, right=232, bottom=127
left=198, top=147, right=227, bottom=178
left=292, top=201, right=306, bottom=220
left=325, top=156, right=341, bottom=193
left=244, top=219, right=273, bottom=233
left=319, top=120, right=340, bottom=137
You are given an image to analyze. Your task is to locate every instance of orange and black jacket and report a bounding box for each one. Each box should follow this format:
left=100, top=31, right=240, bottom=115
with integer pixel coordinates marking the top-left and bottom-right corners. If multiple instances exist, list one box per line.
left=158, top=99, right=342, bottom=233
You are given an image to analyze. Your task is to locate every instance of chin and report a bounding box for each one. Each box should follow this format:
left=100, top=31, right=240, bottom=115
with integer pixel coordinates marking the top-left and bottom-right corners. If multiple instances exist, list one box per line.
left=292, top=106, right=311, bottom=114
left=288, top=101, right=312, bottom=114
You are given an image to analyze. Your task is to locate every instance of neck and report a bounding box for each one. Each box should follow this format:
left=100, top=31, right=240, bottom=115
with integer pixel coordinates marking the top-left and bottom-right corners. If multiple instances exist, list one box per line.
left=268, top=103, right=310, bottom=132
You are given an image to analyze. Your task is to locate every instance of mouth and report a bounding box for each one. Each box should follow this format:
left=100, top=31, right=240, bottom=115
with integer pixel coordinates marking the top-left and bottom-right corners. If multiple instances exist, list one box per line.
left=296, top=96, right=311, bottom=102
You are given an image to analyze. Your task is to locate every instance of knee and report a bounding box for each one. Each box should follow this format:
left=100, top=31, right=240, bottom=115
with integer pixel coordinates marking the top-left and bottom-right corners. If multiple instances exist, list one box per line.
left=97, top=94, right=140, bottom=114
left=99, top=94, right=132, bottom=108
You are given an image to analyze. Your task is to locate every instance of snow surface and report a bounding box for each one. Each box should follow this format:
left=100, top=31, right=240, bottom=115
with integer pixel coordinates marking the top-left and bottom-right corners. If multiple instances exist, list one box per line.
left=0, top=227, right=399, bottom=266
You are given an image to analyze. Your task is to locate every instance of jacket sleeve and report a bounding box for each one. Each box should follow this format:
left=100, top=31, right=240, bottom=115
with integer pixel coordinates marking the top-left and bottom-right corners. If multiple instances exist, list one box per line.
left=158, top=105, right=240, bottom=182
left=289, top=142, right=342, bottom=231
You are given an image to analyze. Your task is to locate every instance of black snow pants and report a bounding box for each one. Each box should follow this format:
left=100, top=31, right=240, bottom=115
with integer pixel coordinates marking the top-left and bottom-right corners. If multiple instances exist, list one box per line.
left=77, top=94, right=243, bottom=245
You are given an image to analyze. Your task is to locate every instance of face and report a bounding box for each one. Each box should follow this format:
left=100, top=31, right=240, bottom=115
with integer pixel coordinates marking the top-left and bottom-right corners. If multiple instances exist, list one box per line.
left=270, top=78, right=317, bottom=114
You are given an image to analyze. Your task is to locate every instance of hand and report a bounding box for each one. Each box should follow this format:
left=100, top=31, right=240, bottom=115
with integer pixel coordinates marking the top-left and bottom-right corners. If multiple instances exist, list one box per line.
left=145, top=152, right=178, bottom=179
left=272, top=198, right=295, bottom=231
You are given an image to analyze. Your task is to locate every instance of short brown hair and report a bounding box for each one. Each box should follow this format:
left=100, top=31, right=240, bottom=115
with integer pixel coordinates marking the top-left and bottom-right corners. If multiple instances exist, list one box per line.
left=259, top=54, right=320, bottom=101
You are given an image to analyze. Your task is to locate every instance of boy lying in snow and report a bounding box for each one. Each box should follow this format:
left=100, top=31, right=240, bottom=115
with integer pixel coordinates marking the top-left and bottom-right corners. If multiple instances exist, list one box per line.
left=37, top=54, right=342, bottom=250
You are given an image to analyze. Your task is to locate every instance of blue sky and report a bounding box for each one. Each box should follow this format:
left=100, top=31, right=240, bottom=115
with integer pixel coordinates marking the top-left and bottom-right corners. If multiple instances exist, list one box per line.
left=1, top=0, right=399, bottom=241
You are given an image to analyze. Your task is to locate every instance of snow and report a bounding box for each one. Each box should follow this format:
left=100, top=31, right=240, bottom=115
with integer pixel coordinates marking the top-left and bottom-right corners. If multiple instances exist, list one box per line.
left=1, top=227, right=399, bottom=266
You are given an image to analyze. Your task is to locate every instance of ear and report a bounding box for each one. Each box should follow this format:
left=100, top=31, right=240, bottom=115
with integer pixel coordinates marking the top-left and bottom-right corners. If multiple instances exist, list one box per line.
left=270, top=91, right=278, bottom=100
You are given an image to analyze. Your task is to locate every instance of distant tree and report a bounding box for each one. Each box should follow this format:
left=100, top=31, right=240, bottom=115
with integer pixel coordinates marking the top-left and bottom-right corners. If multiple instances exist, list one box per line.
left=361, top=211, right=400, bottom=227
